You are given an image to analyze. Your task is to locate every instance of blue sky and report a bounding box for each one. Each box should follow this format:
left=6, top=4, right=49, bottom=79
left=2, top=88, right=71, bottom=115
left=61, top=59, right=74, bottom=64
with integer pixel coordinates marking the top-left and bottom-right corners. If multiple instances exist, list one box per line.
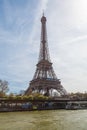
left=0, top=0, right=87, bottom=93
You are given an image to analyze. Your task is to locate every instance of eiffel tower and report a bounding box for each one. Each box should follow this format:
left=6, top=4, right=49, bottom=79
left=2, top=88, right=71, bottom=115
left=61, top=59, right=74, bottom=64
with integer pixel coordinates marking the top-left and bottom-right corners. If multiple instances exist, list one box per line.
left=25, top=14, right=67, bottom=96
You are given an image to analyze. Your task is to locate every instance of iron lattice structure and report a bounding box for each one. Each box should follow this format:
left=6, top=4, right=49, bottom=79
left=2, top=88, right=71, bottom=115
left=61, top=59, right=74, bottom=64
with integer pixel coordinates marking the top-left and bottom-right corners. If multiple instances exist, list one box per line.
left=25, top=14, right=67, bottom=96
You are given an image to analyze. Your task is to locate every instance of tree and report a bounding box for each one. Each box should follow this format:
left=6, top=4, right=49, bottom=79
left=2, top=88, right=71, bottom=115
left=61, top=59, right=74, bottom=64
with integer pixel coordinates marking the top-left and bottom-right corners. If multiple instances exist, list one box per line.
left=0, top=79, right=9, bottom=97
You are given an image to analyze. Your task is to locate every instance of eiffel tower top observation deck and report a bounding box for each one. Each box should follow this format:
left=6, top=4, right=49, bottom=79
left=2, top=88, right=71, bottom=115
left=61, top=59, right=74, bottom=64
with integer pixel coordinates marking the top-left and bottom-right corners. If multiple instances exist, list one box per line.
left=25, top=14, right=67, bottom=96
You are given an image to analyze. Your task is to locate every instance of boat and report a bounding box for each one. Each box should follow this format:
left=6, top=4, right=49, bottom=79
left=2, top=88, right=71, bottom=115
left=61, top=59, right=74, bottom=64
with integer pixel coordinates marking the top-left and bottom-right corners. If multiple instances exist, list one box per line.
left=66, top=102, right=82, bottom=110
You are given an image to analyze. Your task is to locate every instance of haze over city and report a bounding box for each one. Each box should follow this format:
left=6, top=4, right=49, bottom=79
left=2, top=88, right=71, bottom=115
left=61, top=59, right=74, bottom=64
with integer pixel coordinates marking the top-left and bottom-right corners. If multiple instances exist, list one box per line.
left=0, top=0, right=87, bottom=93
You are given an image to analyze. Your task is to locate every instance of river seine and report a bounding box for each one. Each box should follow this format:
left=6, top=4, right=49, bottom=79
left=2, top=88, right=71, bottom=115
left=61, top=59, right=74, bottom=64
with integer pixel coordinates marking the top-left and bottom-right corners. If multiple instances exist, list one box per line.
left=0, top=110, right=87, bottom=130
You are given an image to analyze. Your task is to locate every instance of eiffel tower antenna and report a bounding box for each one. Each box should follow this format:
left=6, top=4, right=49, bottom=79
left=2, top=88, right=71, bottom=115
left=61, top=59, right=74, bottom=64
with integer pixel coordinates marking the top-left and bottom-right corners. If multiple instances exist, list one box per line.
left=43, top=9, right=44, bottom=16
left=25, top=14, right=67, bottom=96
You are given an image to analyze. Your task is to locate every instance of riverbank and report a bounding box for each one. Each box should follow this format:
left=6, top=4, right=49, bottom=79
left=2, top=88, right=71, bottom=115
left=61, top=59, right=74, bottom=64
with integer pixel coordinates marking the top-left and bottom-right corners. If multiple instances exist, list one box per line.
left=0, top=98, right=87, bottom=112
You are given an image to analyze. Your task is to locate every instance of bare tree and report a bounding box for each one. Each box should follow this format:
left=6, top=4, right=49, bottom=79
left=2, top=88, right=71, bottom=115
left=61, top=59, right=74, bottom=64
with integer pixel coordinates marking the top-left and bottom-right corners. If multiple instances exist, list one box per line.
left=0, top=80, right=9, bottom=96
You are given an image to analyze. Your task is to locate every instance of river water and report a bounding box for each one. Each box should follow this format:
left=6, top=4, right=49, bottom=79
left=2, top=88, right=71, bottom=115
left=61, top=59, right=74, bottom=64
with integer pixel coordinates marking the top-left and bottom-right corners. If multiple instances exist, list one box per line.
left=0, top=110, right=87, bottom=130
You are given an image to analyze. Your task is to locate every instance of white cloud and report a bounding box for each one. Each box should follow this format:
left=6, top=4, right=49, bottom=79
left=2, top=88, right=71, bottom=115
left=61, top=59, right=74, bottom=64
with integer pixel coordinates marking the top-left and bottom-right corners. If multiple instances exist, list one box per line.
left=0, top=0, right=87, bottom=93
left=0, top=0, right=49, bottom=93
left=42, top=0, right=87, bottom=92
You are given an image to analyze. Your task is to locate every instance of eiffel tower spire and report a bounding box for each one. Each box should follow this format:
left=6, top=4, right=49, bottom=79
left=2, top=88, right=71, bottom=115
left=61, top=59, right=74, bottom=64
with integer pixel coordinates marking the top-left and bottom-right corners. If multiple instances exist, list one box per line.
left=39, top=13, right=50, bottom=61
left=33, top=14, right=57, bottom=80
left=25, top=14, right=67, bottom=96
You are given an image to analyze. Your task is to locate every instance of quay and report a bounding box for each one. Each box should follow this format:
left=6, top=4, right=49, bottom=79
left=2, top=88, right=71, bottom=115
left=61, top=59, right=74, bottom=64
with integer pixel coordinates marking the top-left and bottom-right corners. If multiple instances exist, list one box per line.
left=0, top=98, right=87, bottom=112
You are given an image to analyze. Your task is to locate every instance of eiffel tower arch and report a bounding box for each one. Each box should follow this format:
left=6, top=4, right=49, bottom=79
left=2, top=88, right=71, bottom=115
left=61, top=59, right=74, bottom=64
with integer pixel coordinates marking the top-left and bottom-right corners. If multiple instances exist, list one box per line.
left=25, top=14, right=67, bottom=96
